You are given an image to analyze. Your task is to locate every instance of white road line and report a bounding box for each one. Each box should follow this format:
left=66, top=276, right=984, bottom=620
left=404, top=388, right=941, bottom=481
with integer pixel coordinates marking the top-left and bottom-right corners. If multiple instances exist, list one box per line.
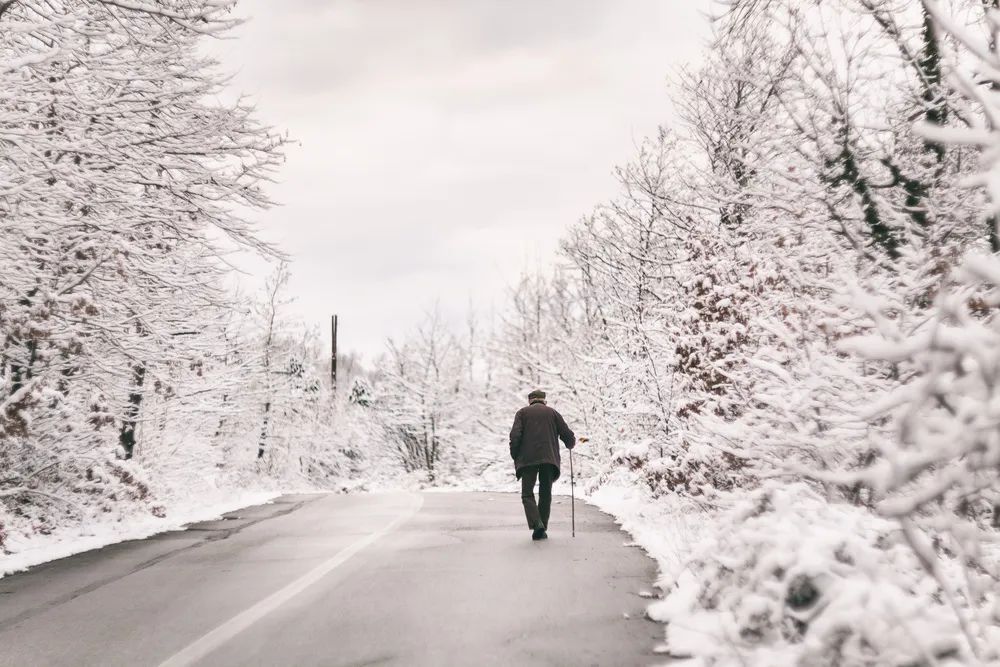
left=158, top=493, right=424, bottom=667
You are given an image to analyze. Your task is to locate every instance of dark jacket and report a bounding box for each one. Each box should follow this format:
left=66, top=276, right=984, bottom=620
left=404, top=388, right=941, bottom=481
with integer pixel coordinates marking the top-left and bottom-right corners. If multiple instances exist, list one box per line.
left=509, top=400, right=576, bottom=480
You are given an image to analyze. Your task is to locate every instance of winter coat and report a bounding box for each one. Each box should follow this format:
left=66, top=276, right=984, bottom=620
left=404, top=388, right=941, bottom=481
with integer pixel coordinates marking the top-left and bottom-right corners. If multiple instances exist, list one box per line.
left=509, top=400, right=576, bottom=480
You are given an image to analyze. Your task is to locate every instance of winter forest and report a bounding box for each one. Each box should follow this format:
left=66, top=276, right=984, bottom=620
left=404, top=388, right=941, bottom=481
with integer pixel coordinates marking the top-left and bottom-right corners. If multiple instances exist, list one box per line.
left=2, top=0, right=1000, bottom=665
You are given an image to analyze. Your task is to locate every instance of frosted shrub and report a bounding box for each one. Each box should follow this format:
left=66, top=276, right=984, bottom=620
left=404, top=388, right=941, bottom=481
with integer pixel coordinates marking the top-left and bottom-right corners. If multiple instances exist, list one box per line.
left=835, top=253, right=1000, bottom=662
left=652, top=483, right=971, bottom=666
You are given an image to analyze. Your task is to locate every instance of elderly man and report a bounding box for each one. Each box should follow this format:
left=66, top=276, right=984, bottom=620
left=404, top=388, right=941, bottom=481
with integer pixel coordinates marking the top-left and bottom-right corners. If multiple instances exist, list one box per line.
left=509, top=389, right=576, bottom=540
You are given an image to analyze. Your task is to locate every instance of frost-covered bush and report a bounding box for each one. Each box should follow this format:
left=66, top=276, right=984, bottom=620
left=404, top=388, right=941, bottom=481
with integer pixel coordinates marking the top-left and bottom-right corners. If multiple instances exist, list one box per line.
left=829, top=254, right=1000, bottom=662
left=0, top=445, right=161, bottom=553
left=652, top=484, right=974, bottom=666
left=840, top=255, right=1000, bottom=517
left=613, top=441, right=749, bottom=498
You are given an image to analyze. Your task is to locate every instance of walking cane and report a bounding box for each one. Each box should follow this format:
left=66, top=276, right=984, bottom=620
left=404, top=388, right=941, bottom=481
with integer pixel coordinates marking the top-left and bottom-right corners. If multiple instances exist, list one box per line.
left=570, top=437, right=587, bottom=538
left=570, top=447, right=576, bottom=538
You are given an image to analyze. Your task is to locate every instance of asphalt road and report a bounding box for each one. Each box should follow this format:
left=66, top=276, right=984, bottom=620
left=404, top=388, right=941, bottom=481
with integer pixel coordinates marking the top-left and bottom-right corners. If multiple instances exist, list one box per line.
left=0, top=491, right=662, bottom=666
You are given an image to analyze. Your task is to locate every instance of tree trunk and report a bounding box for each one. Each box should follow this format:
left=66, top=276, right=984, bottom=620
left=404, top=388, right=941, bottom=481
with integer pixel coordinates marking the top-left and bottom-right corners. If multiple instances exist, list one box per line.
left=119, top=363, right=146, bottom=460
left=257, top=400, right=271, bottom=459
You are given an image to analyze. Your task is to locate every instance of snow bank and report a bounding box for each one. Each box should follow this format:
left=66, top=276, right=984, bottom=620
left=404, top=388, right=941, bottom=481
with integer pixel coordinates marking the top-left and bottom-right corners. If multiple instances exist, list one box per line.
left=0, top=450, right=304, bottom=579
left=0, top=488, right=281, bottom=579
left=582, top=472, right=995, bottom=666
left=587, top=476, right=708, bottom=579
left=645, top=483, right=976, bottom=666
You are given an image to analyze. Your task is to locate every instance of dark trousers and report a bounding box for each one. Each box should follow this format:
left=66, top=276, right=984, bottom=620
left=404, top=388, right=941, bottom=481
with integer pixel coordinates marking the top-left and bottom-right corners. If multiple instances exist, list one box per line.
left=520, top=464, right=554, bottom=530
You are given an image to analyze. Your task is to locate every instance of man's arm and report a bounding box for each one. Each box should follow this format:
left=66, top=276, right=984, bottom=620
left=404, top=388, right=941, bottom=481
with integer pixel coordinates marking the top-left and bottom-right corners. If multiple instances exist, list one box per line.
left=555, top=410, right=576, bottom=449
left=509, top=410, right=524, bottom=460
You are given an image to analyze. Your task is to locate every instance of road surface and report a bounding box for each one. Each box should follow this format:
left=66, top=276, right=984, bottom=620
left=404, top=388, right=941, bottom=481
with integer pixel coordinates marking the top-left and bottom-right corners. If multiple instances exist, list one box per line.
left=0, top=492, right=662, bottom=666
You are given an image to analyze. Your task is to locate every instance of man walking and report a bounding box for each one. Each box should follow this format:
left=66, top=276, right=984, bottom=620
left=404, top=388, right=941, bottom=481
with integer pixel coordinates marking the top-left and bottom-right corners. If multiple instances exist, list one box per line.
left=509, top=389, right=576, bottom=540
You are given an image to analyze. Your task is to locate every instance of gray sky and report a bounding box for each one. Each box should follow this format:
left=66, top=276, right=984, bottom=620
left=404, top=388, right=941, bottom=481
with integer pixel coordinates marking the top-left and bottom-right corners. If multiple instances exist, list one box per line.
left=221, top=0, right=713, bottom=359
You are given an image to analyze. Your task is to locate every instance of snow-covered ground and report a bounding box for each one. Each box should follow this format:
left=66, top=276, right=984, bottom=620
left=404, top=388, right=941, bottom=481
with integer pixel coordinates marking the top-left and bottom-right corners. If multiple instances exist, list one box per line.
left=586, top=478, right=714, bottom=663
left=592, top=480, right=999, bottom=666
left=589, top=481, right=708, bottom=581
left=0, top=488, right=282, bottom=580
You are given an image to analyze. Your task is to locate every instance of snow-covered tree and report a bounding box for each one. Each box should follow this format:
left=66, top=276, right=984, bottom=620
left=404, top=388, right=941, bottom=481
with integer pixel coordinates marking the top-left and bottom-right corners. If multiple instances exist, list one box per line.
left=0, top=0, right=289, bottom=546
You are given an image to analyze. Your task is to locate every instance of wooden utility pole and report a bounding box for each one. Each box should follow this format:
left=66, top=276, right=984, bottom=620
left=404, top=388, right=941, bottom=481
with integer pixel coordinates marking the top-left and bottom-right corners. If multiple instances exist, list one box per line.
left=331, top=314, right=338, bottom=391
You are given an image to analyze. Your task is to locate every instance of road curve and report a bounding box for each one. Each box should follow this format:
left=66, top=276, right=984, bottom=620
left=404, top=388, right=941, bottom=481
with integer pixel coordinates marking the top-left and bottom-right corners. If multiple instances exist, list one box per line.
left=0, top=491, right=661, bottom=666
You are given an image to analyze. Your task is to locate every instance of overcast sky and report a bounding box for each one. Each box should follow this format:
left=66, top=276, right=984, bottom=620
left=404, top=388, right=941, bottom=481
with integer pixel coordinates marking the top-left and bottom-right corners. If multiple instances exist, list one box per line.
left=220, top=0, right=713, bottom=359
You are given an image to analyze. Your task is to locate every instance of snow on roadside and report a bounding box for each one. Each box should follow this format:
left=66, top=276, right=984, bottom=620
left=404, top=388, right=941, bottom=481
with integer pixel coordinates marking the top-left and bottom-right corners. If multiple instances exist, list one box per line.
left=584, top=471, right=715, bottom=662
left=364, top=464, right=523, bottom=494
left=584, top=474, right=990, bottom=666
left=0, top=488, right=281, bottom=580
left=620, top=482, right=986, bottom=666
left=587, top=480, right=709, bottom=581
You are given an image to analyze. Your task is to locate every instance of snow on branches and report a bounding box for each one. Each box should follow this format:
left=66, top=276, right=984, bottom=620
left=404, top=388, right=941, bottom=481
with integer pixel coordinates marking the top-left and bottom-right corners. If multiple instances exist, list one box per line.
left=0, top=1, right=310, bottom=551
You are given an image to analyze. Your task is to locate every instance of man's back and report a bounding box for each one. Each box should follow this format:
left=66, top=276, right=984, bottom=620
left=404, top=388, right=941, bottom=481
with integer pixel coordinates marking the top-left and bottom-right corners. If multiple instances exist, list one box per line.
left=509, top=401, right=575, bottom=480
